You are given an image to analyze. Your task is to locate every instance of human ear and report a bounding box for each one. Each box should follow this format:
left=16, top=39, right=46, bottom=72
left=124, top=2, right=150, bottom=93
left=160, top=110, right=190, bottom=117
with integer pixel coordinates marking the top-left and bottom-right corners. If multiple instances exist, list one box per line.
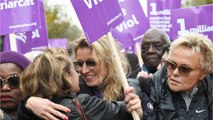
left=198, top=71, right=208, bottom=81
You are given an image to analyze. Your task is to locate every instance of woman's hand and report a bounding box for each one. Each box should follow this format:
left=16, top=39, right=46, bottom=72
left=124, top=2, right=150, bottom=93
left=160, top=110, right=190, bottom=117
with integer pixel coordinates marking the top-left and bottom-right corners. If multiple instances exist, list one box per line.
left=26, top=97, right=71, bottom=120
left=125, top=87, right=143, bottom=120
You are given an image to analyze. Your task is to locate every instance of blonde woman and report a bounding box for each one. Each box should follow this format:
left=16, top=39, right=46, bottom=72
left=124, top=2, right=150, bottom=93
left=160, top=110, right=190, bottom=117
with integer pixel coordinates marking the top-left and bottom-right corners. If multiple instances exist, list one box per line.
left=139, top=33, right=213, bottom=119
left=71, top=36, right=155, bottom=119
left=23, top=36, right=155, bottom=120
left=18, top=48, right=143, bottom=120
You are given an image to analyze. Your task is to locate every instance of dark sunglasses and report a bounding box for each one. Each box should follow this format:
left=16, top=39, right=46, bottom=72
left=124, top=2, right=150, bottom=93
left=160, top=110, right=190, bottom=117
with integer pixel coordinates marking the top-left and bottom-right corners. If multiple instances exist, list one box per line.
left=0, top=74, right=20, bottom=89
left=73, top=60, right=96, bottom=71
left=166, top=60, right=199, bottom=76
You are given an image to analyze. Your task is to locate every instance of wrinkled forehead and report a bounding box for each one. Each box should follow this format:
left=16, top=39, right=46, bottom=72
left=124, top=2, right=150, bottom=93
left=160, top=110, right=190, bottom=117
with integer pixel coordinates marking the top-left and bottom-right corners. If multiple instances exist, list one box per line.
left=169, top=46, right=201, bottom=61
left=142, top=33, right=165, bottom=43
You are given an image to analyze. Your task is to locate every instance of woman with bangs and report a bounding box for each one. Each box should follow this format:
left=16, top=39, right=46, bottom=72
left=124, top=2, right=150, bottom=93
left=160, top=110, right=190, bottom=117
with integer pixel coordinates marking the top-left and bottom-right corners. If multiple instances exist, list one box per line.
left=72, top=36, right=131, bottom=101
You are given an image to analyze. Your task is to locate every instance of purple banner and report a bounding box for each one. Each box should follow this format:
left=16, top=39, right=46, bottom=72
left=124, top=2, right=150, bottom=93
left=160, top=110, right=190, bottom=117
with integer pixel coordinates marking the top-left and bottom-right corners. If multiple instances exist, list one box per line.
left=4, top=33, right=32, bottom=54
left=170, top=4, right=213, bottom=41
left=30, top=0, right=48, bottom=50
left=112, top=0, right=150, bottom=43
left=0, top=0, right=41, bottom=35
left=48, top=38, right=67, bottom=48
left=148, top=0, right=181, bottom=37
left=70, top=0, right=123, bottom=43
left=3, top=0, right=48, bottom=53
left=115, top=32, right=134, bottom=50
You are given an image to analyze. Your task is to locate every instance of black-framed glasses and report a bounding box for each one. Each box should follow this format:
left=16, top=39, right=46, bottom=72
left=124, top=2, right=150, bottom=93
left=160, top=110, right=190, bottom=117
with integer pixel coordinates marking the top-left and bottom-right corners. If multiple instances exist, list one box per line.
left=73, top=60, right=96, bottom=71
left=165, top=60, right=198, bottom=76
left=0, top=74, right=20, bottom=89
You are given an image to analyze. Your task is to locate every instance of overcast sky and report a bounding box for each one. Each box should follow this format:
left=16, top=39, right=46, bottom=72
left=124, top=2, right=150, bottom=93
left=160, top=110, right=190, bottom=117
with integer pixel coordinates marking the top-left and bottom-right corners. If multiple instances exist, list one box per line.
left=48, top=0, right=82, bottom=28
left=49, top=0, right=147, bottom=30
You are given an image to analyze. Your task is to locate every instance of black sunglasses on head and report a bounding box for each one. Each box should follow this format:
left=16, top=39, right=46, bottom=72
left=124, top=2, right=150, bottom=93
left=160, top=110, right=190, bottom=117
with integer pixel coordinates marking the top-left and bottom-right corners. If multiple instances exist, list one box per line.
left=0, top=74, right=20, bottom=89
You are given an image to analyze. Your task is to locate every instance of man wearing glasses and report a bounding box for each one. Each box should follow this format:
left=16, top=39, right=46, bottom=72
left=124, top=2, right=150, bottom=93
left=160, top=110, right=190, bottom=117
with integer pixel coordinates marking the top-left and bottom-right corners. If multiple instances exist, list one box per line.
left=139, top=33, right=213, bottom=120
left=0, top=51, right=30, bottom=120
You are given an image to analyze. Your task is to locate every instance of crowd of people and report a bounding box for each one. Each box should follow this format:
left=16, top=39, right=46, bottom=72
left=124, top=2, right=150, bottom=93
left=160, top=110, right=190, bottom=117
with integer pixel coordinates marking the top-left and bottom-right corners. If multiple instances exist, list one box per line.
left=0, top=28, right=212, bottom=120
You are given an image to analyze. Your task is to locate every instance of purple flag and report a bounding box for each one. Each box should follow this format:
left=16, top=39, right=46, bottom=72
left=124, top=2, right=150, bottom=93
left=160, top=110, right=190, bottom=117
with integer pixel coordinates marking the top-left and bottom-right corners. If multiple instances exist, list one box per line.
left=70, top=0, right=123, bottom=43
left=112, top=0, right=150, bottom=43
left=170, top=4, right=213, bottom=41
left=0, top=0, right=41, bottom=35
left=147, top=0, right=181, bottom=37
left=48, top=38, right=67, bottom=48
left=29, top=0, right=48, bottom=50
left=4, top=33, right=32, bottom=54
left=114, top=32, right=134, bottom=50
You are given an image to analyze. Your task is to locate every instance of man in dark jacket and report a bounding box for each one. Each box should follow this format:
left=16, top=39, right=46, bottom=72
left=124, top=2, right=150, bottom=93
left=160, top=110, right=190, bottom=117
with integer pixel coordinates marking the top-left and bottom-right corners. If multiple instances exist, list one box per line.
left=129, top=28, right=170, bottom=78
left=139, top=33, right=213, bottom=120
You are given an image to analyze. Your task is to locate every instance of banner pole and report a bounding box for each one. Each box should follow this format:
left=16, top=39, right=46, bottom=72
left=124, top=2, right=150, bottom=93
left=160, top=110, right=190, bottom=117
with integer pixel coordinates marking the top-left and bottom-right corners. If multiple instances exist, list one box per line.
left=9, top=33, right=18, bottom=52
left=135, top=42, right=143, bottom=67
left=107, top=32, right=140, bottom=120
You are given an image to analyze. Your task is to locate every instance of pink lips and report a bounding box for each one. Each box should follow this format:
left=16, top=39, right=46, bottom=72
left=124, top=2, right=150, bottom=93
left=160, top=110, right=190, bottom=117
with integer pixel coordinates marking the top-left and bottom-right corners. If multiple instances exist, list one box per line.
left=170, top=79, right=180, bottom=85
left=0, top=95, right=12, bottom=102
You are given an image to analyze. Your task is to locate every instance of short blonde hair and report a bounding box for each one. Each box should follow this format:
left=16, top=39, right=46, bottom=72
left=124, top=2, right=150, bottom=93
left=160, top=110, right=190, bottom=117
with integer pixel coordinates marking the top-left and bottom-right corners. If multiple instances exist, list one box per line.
left=20, top=48, right=72, bottom=99
left=169, top=33, right=213, bottom=73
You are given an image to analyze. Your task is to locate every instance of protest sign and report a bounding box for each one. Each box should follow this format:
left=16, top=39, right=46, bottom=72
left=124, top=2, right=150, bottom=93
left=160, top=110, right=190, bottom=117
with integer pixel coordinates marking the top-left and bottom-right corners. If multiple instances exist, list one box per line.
left=4, top=32, right=32, bottom=54
left=147, top=0, right=181, bottom=37
left=48, top=38, right=67, bottom=48
left=3, top=0, right=48, bottom=53
left=170, top=4, right=213, bottom=40
left=70, top=0, right=123, bottom=43
left=0, top=0, right=41, bottom=35
left=112, top=0, right=149, bottom=43
left=30, top=0, right=48, bottom=50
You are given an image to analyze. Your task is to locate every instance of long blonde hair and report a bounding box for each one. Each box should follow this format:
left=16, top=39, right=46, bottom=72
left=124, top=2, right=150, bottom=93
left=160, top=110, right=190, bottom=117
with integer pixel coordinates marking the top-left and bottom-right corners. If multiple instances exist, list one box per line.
left=20, top=48, right=72, bottom=99
left=71, top=36, right=130, bottom=101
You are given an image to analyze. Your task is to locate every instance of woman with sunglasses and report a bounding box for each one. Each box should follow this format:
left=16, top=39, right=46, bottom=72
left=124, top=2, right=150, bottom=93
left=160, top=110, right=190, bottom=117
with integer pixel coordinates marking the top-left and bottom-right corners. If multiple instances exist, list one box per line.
left=0, top=51, right=30, bottom=120
left=138, top=33, right=213, bottom=120
left=18, top=48, right=143, bottom=120
left=22, top=36, right=155, bottom=120
left=72, top=36, right=154, bottom=118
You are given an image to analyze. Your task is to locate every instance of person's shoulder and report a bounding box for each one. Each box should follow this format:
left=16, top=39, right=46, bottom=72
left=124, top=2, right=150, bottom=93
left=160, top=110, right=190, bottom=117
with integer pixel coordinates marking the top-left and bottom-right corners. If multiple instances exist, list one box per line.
left=77, top=93, right=91, bottom=99
left=128, top=66, right=141, bottom=78
left=127, top=77, right=138, bottom=82
left=152, top=65, right=168, bottom=82
left=201, top=70, right=213, bottom=91
left=0, top=109, right=11, bottom=120
left=77, top=94, right=95, bottom=103
left=127, top=78, right=141, bottom=90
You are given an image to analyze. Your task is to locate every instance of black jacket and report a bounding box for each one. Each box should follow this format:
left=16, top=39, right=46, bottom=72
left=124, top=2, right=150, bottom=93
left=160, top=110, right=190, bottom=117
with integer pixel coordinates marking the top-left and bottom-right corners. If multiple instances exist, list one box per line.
left=139, top=66, right=213, bottom=120
left=78, top=78, right=156, bottom=120
left=18, top=94, right=134, bottom=120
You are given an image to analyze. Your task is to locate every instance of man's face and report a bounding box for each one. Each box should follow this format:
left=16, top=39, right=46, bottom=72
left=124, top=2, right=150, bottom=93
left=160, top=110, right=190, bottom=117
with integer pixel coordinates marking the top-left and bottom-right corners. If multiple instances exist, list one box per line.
left=167, top=46, right=206, bottom=92
left=141, top=34, right=166, bottom=73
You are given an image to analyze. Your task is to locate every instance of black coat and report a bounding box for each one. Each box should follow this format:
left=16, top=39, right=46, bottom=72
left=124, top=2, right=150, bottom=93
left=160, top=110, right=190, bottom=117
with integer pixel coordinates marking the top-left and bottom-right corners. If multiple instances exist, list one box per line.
left=18, top=94, right=133, bottom=120
left=139, top=66, right=213, bottom=120
left=78, top=78, right=156, bottom=120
